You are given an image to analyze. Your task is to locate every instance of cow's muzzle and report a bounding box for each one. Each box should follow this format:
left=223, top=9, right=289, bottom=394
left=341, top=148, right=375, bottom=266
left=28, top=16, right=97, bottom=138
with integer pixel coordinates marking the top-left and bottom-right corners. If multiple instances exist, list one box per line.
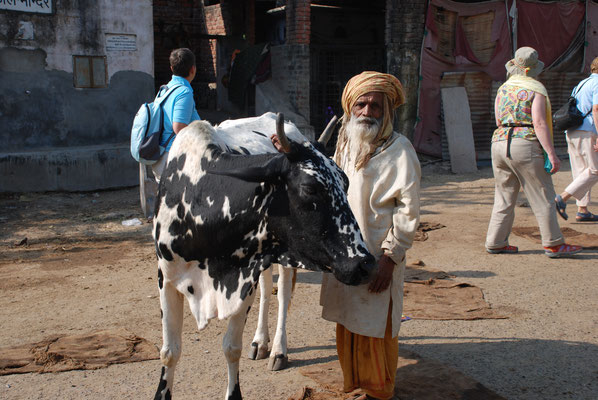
left=332, top=253, right=376, bottom=286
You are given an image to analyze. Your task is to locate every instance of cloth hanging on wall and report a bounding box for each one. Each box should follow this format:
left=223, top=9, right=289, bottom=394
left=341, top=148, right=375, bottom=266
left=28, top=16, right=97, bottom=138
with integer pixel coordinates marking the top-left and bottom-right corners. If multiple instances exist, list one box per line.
left=585, top=1, right=598, bottom=73
left=516, top=0, right=585, bottom=68
left=415, top=0, right=588, bottom=157
left=415, top=0, right=512, bottom=156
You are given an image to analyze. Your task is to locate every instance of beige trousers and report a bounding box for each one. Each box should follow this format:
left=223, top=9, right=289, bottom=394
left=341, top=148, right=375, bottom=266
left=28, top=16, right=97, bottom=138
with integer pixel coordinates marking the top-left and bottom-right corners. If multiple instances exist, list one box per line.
left=150, top=151, right=169, bottom=184
left=564, top=130, right=598, bottom=207
left=486, top=138, right=564, bottom=249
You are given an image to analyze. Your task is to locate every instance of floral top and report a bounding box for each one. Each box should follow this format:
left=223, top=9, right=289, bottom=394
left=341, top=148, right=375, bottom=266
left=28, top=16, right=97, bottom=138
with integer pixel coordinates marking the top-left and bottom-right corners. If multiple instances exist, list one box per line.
left=492, top=83, right=537, bottom=142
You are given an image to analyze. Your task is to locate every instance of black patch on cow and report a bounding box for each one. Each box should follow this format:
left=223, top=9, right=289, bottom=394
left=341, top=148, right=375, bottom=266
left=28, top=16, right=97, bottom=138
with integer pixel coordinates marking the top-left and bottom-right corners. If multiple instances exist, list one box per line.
left=155, top=223, right=163, bottom=259
left=155, top=241, right=162, bottom=259
left=158, top=268, right=164, bottom=290
left=164, top=389, right=171, bottom=400
left=160, top=309, right=163, bottom=319
left=156, top=136, right=371, bottom=307
left=240, top=282, right=252, bottom=300
left=159, top=244, right=173, bottom=261
left=187, top=285, right=194, bottom=294
left=154, top=366, right=168, bottom=400
left=239, top=146, right=250, bottom=155
left=155, top=222, right=161, bottom=241
left=227, top=374, right=242, bottom=400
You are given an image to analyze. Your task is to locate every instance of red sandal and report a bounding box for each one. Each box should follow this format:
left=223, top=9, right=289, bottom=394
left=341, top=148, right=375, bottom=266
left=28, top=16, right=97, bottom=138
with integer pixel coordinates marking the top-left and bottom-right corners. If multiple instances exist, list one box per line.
left=486, top=245, right=519, bottom=254
left=544, top=243, right=582, bottom=258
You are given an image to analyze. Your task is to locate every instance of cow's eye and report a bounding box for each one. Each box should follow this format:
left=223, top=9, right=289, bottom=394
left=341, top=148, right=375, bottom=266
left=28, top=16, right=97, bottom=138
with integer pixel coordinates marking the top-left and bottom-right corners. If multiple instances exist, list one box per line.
left=301, top=185, right=317, bottom=196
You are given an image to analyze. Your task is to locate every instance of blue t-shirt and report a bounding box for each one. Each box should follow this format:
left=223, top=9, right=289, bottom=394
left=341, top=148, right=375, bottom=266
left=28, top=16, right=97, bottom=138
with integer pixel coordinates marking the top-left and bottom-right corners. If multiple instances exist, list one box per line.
left=160, top=75, right=201, bottom=151
left=571, top=73, right=598, bottom=134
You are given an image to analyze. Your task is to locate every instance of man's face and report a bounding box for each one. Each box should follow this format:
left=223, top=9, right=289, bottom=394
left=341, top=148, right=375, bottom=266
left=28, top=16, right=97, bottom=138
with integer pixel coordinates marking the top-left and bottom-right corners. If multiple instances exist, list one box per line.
left=351, top=92, right=384, bottom=120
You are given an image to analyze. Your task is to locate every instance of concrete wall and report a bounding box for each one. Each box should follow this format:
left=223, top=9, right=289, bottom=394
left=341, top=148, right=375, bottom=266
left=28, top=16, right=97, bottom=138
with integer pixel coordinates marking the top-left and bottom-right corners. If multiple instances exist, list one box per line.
left=386, top=0, right=427, bottom=141
left=0, top=0, right=154, bottom=192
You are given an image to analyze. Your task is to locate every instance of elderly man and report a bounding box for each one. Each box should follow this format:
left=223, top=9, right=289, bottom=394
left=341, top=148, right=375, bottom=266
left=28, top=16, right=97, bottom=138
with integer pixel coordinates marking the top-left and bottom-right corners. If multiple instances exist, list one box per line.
left=320, top=71, right=421, bottom=400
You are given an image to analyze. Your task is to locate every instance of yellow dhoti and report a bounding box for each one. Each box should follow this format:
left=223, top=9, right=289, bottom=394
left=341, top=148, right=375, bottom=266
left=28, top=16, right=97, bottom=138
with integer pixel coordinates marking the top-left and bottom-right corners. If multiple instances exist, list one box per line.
left=336, top=305, right=398, bottom=400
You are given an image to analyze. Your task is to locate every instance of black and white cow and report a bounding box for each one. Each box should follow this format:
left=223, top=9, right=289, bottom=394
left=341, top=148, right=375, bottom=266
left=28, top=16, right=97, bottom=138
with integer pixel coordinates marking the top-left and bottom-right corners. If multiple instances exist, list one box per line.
left=153, top=113, right=374, bottom=400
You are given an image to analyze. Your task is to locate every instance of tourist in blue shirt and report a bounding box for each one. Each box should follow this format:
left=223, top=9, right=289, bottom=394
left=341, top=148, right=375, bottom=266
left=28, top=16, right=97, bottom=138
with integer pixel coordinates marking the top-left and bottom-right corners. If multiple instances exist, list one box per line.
left=555, top=58, right=598, bottom=222
left=151, top=48, right=201, bottom=182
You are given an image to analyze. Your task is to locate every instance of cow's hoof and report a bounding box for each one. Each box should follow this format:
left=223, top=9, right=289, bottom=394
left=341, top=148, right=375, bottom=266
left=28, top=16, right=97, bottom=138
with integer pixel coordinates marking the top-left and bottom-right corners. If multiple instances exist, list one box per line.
left=268, top=354, right=288, bottom=371
left=248, top=342, right=269, bottom=360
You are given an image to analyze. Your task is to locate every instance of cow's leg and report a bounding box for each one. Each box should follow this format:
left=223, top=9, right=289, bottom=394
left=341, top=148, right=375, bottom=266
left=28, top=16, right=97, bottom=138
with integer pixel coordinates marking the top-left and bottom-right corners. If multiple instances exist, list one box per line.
left=223, top=302, right=253, bottom=400
left=248, top=266, right=272, bottom=360
left=268, top=265, right=293, bottom=371
left=154, top=278, right=184, bottom=400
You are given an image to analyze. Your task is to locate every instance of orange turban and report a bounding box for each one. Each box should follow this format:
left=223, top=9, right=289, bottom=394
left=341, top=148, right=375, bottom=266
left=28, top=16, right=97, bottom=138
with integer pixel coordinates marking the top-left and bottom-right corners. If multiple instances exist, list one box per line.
left=341, top=71, right=405, bottom=116
left=335, top=72, right=406, bottom=171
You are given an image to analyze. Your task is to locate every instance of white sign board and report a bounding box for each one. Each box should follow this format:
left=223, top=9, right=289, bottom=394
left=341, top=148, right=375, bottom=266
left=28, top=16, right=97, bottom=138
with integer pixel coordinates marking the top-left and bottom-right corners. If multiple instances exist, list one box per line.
left=441, top=87, right=478, bottom=174
left=105, top=34, right=137, bottom=52
left=0, top=0, right=53, bottom=14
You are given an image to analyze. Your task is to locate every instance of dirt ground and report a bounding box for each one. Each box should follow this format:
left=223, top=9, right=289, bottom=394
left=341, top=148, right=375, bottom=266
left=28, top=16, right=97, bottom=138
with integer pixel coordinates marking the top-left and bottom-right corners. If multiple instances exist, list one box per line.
left=0, top=161, right=597, bottom=400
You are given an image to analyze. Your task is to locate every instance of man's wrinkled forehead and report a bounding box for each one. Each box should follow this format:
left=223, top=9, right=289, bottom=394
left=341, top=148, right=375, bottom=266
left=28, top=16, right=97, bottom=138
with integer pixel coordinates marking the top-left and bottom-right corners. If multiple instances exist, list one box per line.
left=352, top=92, right=385, bottom=110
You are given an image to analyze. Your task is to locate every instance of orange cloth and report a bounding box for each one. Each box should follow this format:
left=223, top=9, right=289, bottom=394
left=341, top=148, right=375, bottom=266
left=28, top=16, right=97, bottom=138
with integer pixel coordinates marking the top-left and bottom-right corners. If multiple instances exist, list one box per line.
left=341, top=71, right=405, bottom=115
left=336, top=304, right=398, bottom=400
left=336, top=71, right=406, bottom=170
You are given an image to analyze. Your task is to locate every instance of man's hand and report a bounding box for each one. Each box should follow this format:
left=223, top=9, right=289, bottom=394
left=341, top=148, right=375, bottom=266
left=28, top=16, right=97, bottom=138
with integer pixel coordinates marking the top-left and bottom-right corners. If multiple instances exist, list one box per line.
left=270, top=134, right=289, bottom=153
left=368, top=254, right=395, bottom=293
left=593, top=136, right=598, bottom=152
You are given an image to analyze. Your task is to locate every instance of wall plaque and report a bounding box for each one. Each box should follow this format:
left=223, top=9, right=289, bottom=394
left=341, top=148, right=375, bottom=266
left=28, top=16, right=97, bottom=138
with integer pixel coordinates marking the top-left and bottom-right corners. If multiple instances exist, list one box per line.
left=106, top=34, right=137, bottom=52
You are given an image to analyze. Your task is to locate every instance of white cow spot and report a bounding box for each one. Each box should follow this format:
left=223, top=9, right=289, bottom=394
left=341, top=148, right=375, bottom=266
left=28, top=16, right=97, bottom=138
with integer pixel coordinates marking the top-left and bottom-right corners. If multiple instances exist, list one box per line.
left=206, top=196, right=214, bottom=207
left=232, top=247, right=248, bottom=259
left=222, top=196, right=233, bottom=221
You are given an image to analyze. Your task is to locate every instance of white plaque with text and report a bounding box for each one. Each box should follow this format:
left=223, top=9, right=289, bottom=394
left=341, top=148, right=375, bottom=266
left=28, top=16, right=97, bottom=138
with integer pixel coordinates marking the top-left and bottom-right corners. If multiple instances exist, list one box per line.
left=106, top=34, right=137, bottom=52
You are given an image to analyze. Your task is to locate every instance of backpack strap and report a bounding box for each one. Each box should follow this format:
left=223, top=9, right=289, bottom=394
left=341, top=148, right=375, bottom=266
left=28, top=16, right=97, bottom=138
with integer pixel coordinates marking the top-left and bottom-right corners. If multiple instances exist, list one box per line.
left=155, top=84, right=184, bottom=105
left=155, top=84, right=186, bottom=148
left=573, top=78, right=594, bottom=118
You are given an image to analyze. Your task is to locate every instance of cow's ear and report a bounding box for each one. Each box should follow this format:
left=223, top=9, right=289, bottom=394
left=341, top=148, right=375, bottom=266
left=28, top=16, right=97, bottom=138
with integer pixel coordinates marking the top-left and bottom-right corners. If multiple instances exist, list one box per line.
left=208, top=154, right=289, bottom=183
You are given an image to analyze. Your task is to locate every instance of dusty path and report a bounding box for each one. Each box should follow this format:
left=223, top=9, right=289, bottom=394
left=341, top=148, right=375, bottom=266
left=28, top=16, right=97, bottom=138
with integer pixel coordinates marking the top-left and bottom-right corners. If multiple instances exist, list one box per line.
left=0, top=162, right=596, bottom=400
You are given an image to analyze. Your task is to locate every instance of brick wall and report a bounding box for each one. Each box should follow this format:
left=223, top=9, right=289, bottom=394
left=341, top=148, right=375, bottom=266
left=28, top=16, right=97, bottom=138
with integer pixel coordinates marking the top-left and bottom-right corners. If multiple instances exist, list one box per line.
left=153, top=0, right=213, bottom=107
left=385, top=0, right=427, bottom=140
left=266, top=1, right=312, bottom=126
left=271, top=44, right=311, bottom=124
left=153, top=1, right=255, bottom=109
left=286, top=0, right=310, bottom=45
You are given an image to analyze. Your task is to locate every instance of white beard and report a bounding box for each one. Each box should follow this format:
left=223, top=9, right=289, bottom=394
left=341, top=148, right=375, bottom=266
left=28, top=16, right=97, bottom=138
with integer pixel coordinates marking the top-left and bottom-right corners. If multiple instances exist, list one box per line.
left=343, top=115, right=382, bottom=170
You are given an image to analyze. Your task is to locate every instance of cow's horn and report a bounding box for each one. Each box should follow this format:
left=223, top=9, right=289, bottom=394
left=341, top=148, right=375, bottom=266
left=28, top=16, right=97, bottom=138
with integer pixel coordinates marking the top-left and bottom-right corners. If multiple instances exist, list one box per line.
left=276, top=113, right=291, bottom=152
left=318, top=115, right=340, bottom=146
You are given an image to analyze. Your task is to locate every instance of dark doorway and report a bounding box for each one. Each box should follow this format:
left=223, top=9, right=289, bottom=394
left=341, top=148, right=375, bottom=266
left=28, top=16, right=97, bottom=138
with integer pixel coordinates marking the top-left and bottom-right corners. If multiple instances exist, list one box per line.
left=310, top=2, right=385, bottom=140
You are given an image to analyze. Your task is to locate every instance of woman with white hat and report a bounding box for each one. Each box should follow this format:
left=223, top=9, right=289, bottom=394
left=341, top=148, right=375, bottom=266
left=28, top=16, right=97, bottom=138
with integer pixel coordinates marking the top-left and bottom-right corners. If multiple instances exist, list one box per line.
left=485, top=47, right=582, bottom=258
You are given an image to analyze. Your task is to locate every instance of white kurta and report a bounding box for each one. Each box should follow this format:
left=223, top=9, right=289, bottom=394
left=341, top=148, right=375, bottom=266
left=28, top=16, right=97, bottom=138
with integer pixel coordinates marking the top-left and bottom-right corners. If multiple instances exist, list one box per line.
left=320, top=132, right=421, bottom=338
